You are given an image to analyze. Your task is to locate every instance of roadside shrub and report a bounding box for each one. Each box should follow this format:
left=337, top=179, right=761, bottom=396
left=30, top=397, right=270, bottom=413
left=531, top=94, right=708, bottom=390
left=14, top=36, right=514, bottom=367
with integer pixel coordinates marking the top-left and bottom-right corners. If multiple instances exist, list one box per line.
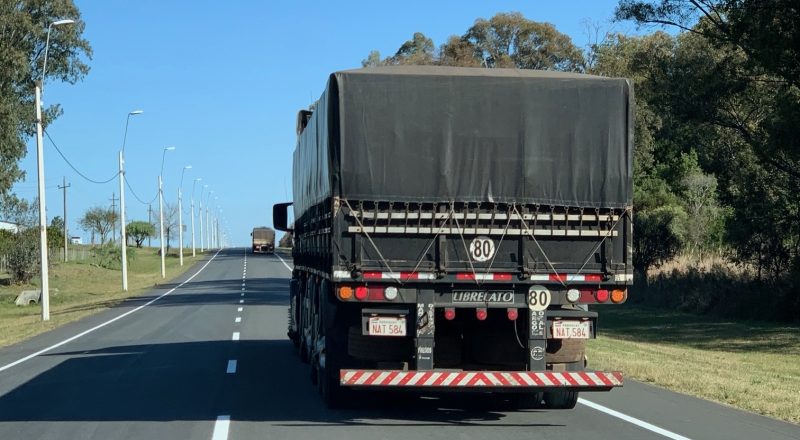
left=630, top=263, right=799, bottom=322
left=91, top=243, right=135, bottom=270
left=7, top=229, right=39, bottom=284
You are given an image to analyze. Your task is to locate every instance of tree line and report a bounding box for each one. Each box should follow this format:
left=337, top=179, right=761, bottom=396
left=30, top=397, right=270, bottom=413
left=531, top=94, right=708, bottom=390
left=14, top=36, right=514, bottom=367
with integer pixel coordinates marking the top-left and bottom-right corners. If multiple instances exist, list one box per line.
left=364, top=4, right=799, bottom=320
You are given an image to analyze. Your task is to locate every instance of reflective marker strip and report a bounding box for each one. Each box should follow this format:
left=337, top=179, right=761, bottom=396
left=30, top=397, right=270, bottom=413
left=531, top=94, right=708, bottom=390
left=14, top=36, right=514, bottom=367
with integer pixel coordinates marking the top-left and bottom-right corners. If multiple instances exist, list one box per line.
left=340, top=370, right=623, bottom=388
left=529, top=273, right=605, bottom=282
left=456, top=273, right=513, bottom=281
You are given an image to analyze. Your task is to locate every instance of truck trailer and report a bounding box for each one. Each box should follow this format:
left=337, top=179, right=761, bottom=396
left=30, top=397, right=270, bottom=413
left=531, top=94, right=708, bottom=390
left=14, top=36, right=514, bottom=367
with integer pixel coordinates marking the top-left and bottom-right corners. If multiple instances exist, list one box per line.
left=273, top=66, right=633, bottom=408
left=251, top=227, right=275, bottom=254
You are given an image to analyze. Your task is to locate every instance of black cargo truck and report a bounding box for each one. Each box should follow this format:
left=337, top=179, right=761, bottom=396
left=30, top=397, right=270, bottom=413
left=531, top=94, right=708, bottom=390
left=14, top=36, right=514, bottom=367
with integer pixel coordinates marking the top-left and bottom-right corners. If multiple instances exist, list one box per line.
left=273, top=66, right=633, bottom=408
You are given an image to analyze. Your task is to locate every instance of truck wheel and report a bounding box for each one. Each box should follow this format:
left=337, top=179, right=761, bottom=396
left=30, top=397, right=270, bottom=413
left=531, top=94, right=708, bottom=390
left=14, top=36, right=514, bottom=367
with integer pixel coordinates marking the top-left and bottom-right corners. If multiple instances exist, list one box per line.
left=319, top=300, right=353, bottom=408
left=543, top=390, right=578, bottom=409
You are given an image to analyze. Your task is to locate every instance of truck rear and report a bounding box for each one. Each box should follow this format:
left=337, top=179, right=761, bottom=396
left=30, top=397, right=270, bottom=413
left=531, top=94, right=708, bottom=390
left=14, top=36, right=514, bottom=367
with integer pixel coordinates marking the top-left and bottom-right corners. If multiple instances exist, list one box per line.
left=273, top=66, right=633, bottom=408
left=251, top=227, right=275, bottom=254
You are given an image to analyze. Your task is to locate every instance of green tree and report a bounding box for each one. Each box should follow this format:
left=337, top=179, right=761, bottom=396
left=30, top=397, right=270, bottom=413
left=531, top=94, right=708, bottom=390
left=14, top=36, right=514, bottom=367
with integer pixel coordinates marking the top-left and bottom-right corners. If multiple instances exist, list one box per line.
left=363, top=12, right=585, bottom=71
left=126, top=220, right=154, bottom=248
left=79, top=206, right=116, bottom=244
left=464, top=12, right=585, bottom=71
left=0, top=0, right=92, bottom=198
left=48, top=214, right=64, bottom=250
left=616, top=1, right=800, bottom=280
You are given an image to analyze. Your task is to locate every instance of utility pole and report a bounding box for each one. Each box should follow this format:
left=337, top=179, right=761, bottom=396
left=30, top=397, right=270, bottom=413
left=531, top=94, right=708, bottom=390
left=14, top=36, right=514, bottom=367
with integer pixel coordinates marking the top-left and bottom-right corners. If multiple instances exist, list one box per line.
left=109, top=192, right=118, bottom=243
left=147, top=204, right=153, bottom=247
left=58, top=177, right=70, bottom=262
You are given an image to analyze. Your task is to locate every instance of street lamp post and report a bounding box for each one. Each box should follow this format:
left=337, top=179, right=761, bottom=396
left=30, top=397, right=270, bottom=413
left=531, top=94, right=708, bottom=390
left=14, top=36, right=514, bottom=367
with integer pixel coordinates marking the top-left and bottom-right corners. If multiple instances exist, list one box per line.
left=119, top=110, right=143, bottom=292
left=36, top=18, right=75, bottom=321
left=178, top=165, right=192, bottom=266
left=205, top=191, right=214, bottom=250
left=191, top=178, right=201, bottom=257
left=199, top=184, right=208, bottom=252
left=159, top=147, right=175, bottom=278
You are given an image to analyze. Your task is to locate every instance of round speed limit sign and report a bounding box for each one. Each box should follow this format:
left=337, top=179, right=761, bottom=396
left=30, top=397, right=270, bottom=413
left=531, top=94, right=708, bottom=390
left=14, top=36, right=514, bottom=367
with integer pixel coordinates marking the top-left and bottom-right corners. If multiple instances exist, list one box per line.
left=469, top=236, right=495, bottom=262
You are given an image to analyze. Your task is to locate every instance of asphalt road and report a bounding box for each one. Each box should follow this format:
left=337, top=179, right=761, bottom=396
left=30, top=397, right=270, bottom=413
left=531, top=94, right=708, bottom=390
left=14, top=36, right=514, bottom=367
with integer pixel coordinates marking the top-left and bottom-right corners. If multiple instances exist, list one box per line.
left=0, top=248, right=797, bottom=440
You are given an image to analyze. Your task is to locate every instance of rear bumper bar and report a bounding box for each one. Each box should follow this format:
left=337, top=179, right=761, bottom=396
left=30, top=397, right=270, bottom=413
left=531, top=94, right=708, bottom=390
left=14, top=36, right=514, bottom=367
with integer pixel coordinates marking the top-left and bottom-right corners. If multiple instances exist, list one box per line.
left=340, top=370, right=622, bottom=391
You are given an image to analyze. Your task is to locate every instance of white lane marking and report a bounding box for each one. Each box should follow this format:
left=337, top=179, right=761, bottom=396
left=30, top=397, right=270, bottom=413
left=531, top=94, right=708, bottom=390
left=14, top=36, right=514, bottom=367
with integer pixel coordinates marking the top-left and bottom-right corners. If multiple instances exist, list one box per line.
left=240, top=293, right=244, bottom=297
left=212, top=415, right=230, bottom=440
left=579, top=398, right=692, bottom=440
left=237, top=307, right=243, bottom=312
left=241, top=287, right=245, bottom=291
left=226, top=360, right=237, bottom=374
left=232, top=332, right=240, bottom=341
left=0, top=249, right=223, bottom=374
left=275, top=253, right=293, bottom=272
left=239, top=299, right=244, bottom=304
left=235, top=317, right=241, bottom=323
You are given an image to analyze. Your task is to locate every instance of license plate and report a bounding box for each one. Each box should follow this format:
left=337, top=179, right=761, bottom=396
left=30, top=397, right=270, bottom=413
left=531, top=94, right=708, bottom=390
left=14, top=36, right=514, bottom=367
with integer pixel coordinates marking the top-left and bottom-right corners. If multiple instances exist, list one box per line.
left=368, top=317, right=407, bottom=337
left=552, top=320, right=590, bottom=339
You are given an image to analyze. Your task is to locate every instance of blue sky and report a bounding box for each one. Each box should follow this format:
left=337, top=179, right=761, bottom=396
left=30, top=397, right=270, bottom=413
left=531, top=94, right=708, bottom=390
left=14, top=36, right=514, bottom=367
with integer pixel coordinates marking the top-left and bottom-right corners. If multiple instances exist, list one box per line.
left=15, top=0, right=636, bottom=246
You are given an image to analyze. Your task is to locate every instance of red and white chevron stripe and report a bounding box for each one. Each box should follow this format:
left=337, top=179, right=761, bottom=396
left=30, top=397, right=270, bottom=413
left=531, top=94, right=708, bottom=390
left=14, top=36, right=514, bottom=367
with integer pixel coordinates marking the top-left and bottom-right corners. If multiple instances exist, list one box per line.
left=340, top=370, right=623, bottom=388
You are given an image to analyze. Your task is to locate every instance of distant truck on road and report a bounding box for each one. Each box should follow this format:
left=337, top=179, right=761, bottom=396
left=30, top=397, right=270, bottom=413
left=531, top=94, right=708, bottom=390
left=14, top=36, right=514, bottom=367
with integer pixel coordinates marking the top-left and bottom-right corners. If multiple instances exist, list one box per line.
left=251, top=227, right=275, bottom=254
left=274, top=66, right=633, bottom=408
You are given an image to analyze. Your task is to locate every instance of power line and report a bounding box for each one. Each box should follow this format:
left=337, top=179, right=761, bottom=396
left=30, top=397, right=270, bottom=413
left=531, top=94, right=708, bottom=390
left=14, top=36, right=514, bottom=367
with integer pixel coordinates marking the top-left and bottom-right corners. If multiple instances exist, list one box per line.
left=44, top=129, right=120, bottom=184
left=124, top=174, right=158, bottom=205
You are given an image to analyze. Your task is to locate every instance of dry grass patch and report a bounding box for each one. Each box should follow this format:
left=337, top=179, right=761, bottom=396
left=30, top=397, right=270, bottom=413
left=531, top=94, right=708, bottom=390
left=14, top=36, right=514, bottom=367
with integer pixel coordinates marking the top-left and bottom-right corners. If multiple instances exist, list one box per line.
left=588, top=305, right=800, bottom=423
left=0, top=249, right=205, bottom=347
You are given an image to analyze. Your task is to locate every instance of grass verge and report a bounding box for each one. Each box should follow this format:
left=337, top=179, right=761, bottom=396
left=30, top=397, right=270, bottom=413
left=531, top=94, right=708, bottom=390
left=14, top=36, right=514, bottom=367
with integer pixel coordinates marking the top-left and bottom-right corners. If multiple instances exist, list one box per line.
left=0, top=248, right=206, bottom=348
left=588, top=304, right=800, bottom=423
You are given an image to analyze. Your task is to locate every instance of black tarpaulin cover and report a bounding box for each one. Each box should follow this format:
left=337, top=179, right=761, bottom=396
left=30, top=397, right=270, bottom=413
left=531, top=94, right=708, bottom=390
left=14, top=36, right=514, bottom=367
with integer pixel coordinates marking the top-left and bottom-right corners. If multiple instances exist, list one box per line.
left=293, top=66, right=633, bottom=217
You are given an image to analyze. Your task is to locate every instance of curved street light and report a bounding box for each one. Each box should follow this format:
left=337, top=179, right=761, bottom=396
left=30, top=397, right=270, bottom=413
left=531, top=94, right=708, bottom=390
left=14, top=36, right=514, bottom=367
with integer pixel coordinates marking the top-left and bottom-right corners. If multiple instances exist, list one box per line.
left=158, top=146, right=175, bottom=278
left=191, top=178, right=202, bottom=257
left=178, top=165, right=192, bottom=266
left=36, top=18, right=75, bottom=321
left=119, top=109, right=143, bottom=292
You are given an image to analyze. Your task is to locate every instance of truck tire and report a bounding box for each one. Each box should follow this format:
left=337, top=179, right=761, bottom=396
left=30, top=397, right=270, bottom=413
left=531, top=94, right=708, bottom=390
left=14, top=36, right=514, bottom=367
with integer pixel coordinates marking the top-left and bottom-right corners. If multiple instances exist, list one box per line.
left=347, top=326, right=410, bottom=361
left=546, top=339, right=585, bottom=363
left=318, top=292, right=353, bottom=408
left=543, top=390, right=578, bottom=409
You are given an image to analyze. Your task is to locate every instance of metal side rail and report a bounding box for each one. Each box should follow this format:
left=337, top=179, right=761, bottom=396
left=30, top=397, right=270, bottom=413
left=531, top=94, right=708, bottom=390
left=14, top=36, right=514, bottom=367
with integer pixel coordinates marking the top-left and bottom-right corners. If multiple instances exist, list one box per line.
left=340, top=370, right=623, bottom=391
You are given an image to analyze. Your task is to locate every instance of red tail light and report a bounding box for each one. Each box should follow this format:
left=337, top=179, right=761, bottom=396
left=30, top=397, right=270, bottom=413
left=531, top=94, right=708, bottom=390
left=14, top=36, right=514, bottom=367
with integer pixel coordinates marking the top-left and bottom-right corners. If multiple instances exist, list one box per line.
left=595, top=289, right=609, bottom=303
left=507, top=308, right=518, bottom=320
left=444, top=308, right=456, bottom=320
left=355, top=286, right=368, bottom=300
left=476, top=308, right=488, bottom=321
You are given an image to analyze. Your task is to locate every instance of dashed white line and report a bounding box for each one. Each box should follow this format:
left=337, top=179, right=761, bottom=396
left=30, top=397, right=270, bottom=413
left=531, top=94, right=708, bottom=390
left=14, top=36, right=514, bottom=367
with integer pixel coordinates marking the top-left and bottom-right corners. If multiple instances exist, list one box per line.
left=212, top=415, right=230, bottom=440
left=235, top=317, right=241, bottom=323
left=226, top=360, right=237, bottom=374
left=239, top=299, right=244, bottom=304
left=0, top=249, right=223, bottom=373
left=237, top=307, right=243, bottom=312
left=232, top=332, right=240, bottom=341
left=241, top=293, right=244, bottom=297
left=578, top=399, right=693, bottom=440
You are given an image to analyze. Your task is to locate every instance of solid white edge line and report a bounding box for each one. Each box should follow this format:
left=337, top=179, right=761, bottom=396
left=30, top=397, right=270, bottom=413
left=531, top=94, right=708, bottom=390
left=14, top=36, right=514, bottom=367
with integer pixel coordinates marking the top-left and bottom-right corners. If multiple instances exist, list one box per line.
left=226, top=359, right=237, bottom=374
left=0, top=249, right=223, bottom=374
left=212, top=415, right=231, bottom=440
left=578, top=398, right=693, bottom=440
left=274, top=253, right=293, bottom=272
